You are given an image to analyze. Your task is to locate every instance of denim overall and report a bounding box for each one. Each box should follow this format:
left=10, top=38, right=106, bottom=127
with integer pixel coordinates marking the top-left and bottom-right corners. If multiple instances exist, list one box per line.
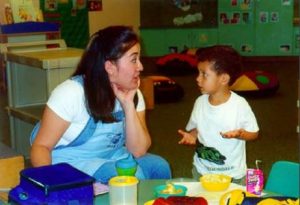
left=31, top=76, right=130, bottom=176
left=31, top=76, right=172, bottom=182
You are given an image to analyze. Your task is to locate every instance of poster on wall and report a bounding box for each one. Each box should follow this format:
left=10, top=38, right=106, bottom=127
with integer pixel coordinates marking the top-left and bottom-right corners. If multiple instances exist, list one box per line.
left=10, top=0, right=37, bottom=23
left=40, top=0, right=89, bottom=48
left=282, top=0, right=291, bottom=6
left=270, top=12, right=279, bottom=22
left=45, top=0, right=58, bottom=11
left=88, top=0, right=102, bottom=11
left=140, top=0, right=217, bottom=28
left=259, top=11, right=268, bottom=23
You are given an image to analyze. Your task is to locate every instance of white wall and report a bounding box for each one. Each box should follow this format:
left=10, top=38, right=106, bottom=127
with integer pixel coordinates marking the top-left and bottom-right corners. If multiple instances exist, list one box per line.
left=88, top=0, right=140, bottom=36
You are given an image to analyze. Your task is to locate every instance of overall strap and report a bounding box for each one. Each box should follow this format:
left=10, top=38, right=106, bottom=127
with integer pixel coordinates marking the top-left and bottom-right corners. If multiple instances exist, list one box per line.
left=30, top=75, right=97, bottom=147
left=56, top=75, right=97, bottom=149
left=55, top=117, right=96, bottom=149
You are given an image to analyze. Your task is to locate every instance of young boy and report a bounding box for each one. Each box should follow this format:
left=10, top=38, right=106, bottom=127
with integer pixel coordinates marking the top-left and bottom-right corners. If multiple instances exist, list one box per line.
left=178, top=45, right=259, bottom=185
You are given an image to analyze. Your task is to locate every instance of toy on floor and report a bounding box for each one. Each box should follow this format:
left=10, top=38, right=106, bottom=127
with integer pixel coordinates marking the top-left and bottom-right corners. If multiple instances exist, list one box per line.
left=230, top=70, right=279, bottom=97
left=148, top=75, right=184, bottom=103
left=156, top=53, right=197, bottom=76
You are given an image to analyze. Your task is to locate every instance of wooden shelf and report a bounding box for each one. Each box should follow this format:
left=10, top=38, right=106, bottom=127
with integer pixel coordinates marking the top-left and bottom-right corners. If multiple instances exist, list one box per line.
left=6, top=105, right=44, bottom=125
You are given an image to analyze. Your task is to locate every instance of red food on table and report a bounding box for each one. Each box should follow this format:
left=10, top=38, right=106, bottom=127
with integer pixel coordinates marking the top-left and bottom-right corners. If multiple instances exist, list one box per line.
left=153, top=196, right=208, bottom=205
left=153, top=198, right=172, bottom=205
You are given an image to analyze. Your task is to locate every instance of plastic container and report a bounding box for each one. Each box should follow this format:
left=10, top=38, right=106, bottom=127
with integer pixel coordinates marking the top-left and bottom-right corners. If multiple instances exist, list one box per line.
left=154, top=184, right=187, bottom=198
left=115, top=155, right=137, bottom=176
left=109, top=176, right=139, bottom=205
left=200, top=174, right=231, bottom=192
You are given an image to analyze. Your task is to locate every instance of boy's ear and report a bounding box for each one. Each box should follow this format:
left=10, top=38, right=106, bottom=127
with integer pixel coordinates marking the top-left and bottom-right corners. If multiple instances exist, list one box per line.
left=221, top=73, right=230, bottom=85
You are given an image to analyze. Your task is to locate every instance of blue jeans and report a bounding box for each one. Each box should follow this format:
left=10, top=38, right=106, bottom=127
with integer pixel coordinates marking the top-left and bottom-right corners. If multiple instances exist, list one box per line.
left=93, top=153, right=172, bottom=184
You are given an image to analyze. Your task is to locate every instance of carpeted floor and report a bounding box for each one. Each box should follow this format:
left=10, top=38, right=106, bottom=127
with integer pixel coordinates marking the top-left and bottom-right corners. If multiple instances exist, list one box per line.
left=141, top=56, right=299, bottom=180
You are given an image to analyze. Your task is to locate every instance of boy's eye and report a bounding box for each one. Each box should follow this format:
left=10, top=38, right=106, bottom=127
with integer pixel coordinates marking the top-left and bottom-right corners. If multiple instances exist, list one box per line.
left=199, top=71, right=208, bottom=78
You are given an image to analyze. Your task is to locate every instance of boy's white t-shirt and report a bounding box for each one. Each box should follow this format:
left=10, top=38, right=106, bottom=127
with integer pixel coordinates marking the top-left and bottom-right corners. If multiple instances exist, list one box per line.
left=186, top=91, right=259, bottom=179
left=47, top=79, right=145, bottom=147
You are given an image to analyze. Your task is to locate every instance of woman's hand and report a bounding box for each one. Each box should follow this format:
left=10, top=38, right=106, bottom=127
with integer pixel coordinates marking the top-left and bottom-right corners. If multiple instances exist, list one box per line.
left=178, top=129, right=197, bottom=145
left=111, top=81, right=139, bottom=110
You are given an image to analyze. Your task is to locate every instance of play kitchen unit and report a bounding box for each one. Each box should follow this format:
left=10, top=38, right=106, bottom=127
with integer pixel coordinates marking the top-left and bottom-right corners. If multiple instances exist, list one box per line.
left=5, top=40, right=83, bottom=158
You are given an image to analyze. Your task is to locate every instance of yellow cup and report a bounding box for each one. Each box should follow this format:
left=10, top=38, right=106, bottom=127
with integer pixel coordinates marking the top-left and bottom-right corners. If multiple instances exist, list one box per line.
left=109, top=176, right=139, bottom=205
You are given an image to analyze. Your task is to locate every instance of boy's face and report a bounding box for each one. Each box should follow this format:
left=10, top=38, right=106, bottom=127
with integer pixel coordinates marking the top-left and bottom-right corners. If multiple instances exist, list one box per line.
left=196, top=60, right=228, bottom=95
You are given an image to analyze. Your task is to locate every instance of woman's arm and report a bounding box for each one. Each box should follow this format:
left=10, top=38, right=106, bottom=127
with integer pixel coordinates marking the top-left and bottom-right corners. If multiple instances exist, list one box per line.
left=111, top=83, right=151, bottom=157
left=30, top=106, right=70, bottom=167
left=123, top=102, right=151, bottom=158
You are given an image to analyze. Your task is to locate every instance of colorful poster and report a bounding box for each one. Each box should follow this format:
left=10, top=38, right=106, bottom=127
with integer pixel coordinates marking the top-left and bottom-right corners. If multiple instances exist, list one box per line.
left=259, top=11, right=268, bottom=23
left=231, top=12, right=241, bottom=24
left=45, top=0, right=58, bottom=11
left=88, top=0, right=102, bottom=11
left=220, top=13, right=230, bottom=24
left=9, top=0, right=37, bottom=23
left=242, top=12, right=251, bottom=24
left=270, top=12, right=279, bottom=22
left=5, top=4, right=14, bottom=24
left=282, top=0, right=291, bottom=6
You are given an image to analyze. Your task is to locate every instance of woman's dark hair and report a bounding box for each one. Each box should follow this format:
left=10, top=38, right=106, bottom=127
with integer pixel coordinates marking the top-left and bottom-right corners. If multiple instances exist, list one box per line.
left=196, top=45, right=242, bottom=85
left=72, top=26, right=139, bottom=122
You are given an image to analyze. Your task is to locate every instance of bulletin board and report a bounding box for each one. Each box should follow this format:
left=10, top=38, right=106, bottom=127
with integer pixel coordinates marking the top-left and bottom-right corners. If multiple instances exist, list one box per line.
left=40, top=0, right=89, bottom=49
left=140, top=0, right=218, bottom=28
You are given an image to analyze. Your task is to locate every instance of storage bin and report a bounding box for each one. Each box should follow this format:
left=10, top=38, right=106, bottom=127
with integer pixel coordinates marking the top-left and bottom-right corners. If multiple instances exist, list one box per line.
left=9, top=163, right=95, bottom=205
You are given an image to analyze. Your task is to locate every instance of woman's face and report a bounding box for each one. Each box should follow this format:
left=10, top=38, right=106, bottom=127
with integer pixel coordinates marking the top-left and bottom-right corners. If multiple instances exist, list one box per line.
left=107, top=43, right=143, bottom=91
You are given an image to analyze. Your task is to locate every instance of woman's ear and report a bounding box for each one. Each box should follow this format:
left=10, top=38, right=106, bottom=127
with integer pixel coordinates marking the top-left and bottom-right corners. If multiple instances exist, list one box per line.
left=104, top=60, right=115, bottom=76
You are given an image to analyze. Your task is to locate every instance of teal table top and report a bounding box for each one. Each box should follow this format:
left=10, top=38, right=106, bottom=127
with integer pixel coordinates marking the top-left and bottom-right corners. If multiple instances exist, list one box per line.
left=94, top=178, right=278, bottom=205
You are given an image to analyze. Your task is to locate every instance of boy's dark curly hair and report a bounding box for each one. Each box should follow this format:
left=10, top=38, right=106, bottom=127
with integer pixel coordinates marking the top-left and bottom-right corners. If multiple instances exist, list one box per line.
left=196, top=45, right=242, bottom=86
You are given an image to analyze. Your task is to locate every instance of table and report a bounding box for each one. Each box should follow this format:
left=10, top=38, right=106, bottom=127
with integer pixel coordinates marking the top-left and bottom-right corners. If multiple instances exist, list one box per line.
left=94, top=179, right=274, bottom=205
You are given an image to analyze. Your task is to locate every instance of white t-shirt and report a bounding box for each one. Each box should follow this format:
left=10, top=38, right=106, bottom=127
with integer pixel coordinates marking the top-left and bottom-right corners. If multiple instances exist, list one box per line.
left=186, top=91, right=259, bottom=179
left=47, top=78, right=145, bottom=147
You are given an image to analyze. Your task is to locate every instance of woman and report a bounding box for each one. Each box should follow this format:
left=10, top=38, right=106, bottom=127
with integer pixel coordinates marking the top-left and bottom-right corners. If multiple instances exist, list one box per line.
left=30, top=26, right=171, bottom=184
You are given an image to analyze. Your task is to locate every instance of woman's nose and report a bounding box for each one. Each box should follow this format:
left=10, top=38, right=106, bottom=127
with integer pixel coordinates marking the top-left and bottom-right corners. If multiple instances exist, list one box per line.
left=138, top=61, right=143, bottom=71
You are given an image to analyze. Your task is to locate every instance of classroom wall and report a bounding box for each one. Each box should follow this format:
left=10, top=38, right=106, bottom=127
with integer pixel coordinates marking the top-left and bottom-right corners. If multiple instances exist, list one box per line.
left=88, top=0, right=140, bottom=36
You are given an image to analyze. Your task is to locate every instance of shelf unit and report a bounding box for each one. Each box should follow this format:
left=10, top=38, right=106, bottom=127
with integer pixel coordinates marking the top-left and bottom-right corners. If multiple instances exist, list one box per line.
left=6, top=46, right=83, bottom=158
left=0, top=30, right=60, bottom=91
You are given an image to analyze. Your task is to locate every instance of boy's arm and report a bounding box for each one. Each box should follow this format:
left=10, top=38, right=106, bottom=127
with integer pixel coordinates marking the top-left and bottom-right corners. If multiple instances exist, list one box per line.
left=220, top=129, right=259, bottom=141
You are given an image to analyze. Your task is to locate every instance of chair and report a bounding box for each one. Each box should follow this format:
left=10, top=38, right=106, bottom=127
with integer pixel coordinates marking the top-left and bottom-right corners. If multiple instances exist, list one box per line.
left=265, top=160, right=299, bottom=198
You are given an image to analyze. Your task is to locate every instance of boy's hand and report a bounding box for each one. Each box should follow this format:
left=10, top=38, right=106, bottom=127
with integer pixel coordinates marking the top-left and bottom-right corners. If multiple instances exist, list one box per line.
left=220, top=129, right=242, bottom=139
left=178, top=129, right=197, bottom=145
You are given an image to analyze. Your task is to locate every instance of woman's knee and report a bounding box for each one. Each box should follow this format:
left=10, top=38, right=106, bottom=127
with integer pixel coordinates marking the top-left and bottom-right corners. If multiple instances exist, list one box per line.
left=136, top=153, right=172, bottom=179
left=93, top=161, right=117, bottom=184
